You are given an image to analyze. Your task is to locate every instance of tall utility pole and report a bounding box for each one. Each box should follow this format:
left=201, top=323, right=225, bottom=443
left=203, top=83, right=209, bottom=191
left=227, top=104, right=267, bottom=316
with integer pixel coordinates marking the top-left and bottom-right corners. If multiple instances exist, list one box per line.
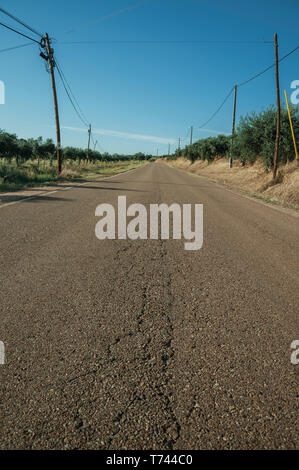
left=178, top=138, right=181, bottom=151
left=190, top=126, right=193, bottom=146
left=94, top=140, right=98, bottom=151
left=230, top=85, right=237, bottom=168
left=44, top=33, right=62, bottom=175
left=168, top=143, right=170, bottom=156
left=273, top=33, right=281, bottom=181
left=86, top=124, right=91, bottom=160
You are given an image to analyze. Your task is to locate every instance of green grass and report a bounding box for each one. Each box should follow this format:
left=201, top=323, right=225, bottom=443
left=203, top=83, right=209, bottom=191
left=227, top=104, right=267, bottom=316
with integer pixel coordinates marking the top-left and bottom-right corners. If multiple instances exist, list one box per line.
left=0, top=159, right=147, bottom=192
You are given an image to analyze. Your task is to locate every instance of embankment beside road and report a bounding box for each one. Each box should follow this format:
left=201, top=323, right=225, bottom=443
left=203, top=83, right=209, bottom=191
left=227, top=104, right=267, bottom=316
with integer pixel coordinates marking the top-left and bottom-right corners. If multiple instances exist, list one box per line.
left=167, top=157, right=299, bottom=210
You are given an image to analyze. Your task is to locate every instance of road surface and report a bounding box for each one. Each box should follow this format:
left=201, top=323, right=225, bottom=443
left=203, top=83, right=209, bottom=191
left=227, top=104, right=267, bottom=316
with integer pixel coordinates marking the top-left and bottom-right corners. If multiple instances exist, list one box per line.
left=0, top=161, right=298, bottom=449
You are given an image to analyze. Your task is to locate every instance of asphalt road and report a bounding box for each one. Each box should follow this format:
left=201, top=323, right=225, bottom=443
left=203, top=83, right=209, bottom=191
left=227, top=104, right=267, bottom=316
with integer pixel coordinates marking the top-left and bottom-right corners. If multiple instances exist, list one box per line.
left=0, top=161, right=298, bottom=450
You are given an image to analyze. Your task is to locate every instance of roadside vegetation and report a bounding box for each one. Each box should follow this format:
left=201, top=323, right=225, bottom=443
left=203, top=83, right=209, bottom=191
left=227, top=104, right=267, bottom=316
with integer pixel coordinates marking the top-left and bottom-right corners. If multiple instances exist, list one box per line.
left=168, top=106, right=299, bottom=169
left=168, top=157, right=299, bottom=209
left=0, top=131, right=155, bottom=192
left=165, top=106, right=299, bottom=209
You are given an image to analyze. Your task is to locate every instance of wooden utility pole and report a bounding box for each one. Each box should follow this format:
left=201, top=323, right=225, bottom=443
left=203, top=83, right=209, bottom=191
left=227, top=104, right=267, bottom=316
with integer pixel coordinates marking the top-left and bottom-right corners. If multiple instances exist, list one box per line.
left=230, top=85, right=237, bottom=168
left=178, top=138, right=181, bottom=150
left=93, top=140, right=98, bottom=151
left=168, top=143, right=170, bottom=156
left=273, top=33, right=281, bottom=180
left=86, top=124, right=91, bottom=160
left=44, top=33, right=62, bottom=175
left=190, top=126, right=193, bottom=146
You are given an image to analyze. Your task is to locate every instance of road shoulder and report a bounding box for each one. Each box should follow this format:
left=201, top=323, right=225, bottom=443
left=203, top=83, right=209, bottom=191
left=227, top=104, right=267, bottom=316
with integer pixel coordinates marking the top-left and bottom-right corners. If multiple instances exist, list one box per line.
left=165, top=161, right=299, bottom=218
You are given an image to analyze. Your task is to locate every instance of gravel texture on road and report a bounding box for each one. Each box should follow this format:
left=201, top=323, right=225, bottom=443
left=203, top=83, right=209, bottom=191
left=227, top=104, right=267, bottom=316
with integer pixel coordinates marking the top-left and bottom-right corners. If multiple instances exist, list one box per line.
left=0, top=162, right=298, bottom=449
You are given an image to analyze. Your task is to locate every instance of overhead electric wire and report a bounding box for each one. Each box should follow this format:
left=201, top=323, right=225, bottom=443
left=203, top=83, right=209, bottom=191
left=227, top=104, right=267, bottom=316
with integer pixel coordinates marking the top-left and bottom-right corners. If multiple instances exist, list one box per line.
left=185, top=127, right=191, bottom=139
left=237, top=64, right=275, bottom=87
left=58, top=39, right=273, bottom=45
left=55, top=64, right=89, bottom=128
left=279, top=43, right=299, bottom=62
left=0, top=41, right=35, bottom=53
left=196, top=87, right=234, bottom=130
left=180, top=127, right=190, bottom=142
left=0, top=21, right=41, bottom=44
left=238, top=43, right=299, bottom=87
left=1, top=4, right=298, bottom=152
left=54, top=57, right=90, bottom=125
left=0, top=6, right=43, bottom=38
left=193, top=42, right=299, bottom=132
left=54, top=57, right=90, bottom=128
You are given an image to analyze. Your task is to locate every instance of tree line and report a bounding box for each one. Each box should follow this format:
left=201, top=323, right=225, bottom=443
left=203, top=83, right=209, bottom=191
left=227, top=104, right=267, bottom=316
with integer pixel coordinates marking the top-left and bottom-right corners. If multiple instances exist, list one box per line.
left=171, top=106, right=299, bottom=169
left=0, top=131, right=155, bottom=164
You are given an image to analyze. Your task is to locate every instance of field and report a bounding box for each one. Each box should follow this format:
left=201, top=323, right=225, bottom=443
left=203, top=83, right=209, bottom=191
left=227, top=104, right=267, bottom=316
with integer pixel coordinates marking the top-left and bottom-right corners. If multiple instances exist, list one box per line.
left=0, top=159, right=147, bottom=193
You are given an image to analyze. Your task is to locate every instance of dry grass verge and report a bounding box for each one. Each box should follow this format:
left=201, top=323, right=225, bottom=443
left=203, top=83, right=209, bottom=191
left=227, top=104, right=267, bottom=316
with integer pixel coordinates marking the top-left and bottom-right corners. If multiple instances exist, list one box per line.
left=167, top=157, right=299, bottom=210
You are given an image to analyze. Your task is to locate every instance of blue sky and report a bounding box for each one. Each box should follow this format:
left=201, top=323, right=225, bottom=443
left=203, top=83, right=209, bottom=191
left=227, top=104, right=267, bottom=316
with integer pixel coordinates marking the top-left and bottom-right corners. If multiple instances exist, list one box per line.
left=0, top=0, right=298, bottom=155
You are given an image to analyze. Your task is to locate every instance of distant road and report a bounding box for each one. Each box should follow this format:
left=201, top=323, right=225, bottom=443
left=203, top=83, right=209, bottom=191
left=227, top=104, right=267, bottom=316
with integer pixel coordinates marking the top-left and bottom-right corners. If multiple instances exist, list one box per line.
left=0, top=161, right=298, bottom=449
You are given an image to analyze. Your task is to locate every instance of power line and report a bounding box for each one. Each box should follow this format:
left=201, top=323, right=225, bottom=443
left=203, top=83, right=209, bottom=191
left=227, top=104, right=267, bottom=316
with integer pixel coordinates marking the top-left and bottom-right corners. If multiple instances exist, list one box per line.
left=237, top=64, right=274, bottom=88
left=194, top=43, right=299, bottom=133
left=184, top=128, right=190, bottom=139
left=180, top=127, right=190, bottom=143
left=54, top=56, right=90, bottom=128
left=55, top=64, right=89, bottom=128
left=1, top=5, right=298, bottom=156
left=0, top=21, right=41, bottom=44
left=58, top=39, right=273, bottom=45
left=0, top=6, right=43, bottom=38
left=238, top=43, right=299, bottom=87
left=54, top=57, right=90, bottom=126
left=196, top=87, right=234, bottom=130
left=57, top=39, right=298, bottom=138
left=279, top=44, right=299, bottom=63
left=0, top=42, right=35, bottom=54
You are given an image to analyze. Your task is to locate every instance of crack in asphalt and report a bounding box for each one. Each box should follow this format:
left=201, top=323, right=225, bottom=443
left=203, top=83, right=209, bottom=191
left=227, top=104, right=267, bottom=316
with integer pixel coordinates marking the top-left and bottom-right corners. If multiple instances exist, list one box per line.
left=0, top=162, right=298, bottom=450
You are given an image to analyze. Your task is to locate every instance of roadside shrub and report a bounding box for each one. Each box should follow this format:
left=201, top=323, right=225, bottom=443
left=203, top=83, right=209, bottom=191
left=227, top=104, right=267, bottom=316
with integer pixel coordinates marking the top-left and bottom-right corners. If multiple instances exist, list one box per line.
left=171, top=106, right=299, bottom=169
